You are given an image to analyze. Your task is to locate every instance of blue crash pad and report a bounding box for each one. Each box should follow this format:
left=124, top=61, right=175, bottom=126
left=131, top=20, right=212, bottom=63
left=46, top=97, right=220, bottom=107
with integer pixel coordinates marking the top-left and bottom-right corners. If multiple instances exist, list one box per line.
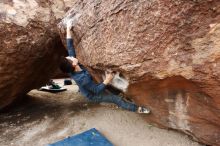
left=48, top=128, right=113, bottom=146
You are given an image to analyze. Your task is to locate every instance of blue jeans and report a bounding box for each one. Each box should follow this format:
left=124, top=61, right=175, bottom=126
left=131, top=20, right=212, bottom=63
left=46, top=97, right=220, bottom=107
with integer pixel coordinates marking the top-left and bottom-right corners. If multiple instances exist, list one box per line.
left=89, top=91, right=138, bottom=112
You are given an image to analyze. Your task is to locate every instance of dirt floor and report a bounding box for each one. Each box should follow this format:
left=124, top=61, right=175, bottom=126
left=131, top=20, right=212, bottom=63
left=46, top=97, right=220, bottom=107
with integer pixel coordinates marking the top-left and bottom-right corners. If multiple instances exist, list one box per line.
left=0, top=79, right=204, bottom=146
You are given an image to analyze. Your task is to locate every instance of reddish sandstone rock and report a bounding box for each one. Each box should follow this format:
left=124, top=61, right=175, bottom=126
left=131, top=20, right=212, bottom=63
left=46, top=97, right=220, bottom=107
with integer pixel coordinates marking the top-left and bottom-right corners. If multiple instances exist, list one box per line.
left=59, top=0, right=220, bottom=145
left=0, top=0, right=75, bottom=109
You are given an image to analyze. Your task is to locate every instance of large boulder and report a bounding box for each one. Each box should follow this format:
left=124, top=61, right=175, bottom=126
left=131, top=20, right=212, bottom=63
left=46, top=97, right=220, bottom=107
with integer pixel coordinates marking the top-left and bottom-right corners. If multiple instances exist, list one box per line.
left=0, top=0, right=75, bottom=109
left=58, top=0, right=220, bottom=145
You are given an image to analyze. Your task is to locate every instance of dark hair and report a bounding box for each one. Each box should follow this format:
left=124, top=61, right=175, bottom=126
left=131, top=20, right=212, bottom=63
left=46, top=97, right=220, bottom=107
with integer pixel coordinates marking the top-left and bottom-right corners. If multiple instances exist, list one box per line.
left=59, top=57, right=75, bottom=73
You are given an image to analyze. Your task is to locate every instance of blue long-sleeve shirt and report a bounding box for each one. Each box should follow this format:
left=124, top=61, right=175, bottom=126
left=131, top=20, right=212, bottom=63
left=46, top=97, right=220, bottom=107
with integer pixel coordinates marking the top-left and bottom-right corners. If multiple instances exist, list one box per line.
left=66, top=38, right=106, bottom=99
left=67, top=39, right=76, bottom=57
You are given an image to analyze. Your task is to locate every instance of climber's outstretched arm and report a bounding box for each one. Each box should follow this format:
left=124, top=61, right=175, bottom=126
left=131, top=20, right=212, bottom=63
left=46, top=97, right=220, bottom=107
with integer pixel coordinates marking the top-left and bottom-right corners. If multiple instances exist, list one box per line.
left=66, top=23, right=76, bottom=57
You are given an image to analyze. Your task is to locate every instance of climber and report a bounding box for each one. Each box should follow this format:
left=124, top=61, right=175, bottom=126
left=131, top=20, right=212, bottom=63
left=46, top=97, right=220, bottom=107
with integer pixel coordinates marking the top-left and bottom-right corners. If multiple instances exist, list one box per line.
left=59, top=21, right=150, bottom=114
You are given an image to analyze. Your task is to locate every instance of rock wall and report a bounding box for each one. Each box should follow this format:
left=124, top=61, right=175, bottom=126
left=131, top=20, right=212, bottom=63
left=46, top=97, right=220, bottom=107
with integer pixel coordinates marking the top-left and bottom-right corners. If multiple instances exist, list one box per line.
left=59, top=0, right=220, bottom=145
left=0, top=0, right=74, bottom=109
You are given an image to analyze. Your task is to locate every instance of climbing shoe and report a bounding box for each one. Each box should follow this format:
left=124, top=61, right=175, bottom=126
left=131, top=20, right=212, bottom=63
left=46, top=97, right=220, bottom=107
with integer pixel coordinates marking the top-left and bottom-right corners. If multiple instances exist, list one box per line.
left=137, top=106, right=151, bottom=114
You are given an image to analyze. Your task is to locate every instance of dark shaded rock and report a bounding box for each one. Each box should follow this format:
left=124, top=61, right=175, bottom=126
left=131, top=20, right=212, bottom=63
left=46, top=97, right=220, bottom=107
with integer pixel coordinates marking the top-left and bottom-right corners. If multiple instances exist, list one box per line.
left=59, top=0, right=220, bottom=145
left=0, top=0, right=74, bottom=109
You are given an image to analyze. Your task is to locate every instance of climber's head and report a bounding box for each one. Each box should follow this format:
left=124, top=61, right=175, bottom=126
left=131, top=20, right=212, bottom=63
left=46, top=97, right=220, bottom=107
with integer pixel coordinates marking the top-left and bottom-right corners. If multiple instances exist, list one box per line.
left=59, top=57, right=76, bottom=73
left=68, top=57, right=78, bottom=66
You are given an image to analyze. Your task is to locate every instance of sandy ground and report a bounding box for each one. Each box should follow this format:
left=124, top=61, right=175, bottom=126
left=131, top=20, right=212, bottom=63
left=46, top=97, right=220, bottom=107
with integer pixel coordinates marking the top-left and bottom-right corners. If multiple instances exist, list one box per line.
left=0, top=79, right=204, bottom=146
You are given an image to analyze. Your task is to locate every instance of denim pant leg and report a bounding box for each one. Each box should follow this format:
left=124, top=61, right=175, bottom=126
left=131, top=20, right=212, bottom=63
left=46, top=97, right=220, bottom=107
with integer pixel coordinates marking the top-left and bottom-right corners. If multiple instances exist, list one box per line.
left=90, top=91, right=138, bottom=112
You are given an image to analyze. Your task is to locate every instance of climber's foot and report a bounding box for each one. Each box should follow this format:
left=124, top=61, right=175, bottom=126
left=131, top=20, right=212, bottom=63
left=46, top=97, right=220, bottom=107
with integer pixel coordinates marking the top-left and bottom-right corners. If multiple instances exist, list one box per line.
left=137, top=106, right=150, bottom=114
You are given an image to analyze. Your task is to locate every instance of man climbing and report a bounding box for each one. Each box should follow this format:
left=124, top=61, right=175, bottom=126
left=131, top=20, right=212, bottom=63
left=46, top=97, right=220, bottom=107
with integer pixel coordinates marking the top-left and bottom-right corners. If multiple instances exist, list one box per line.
left=59, top=22, right=150, bottom=114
